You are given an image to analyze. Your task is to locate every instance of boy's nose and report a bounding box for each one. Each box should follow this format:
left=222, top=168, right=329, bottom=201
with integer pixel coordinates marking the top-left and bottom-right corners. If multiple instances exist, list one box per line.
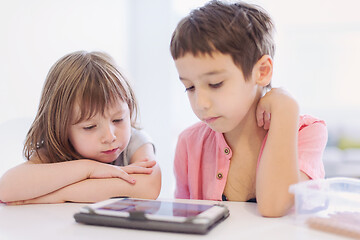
left=195, top=90, right=211, bottom=110
left=102, top=125, right=116, bottom=144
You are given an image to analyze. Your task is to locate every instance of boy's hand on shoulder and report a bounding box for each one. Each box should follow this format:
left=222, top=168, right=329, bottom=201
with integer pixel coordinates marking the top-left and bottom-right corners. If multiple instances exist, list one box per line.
left=256, top=88, right=299, bottom=130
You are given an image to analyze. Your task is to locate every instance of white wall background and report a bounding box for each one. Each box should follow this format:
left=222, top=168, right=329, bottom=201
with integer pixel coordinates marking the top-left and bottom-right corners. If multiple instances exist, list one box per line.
left=1, top=0, right=360, bottom=198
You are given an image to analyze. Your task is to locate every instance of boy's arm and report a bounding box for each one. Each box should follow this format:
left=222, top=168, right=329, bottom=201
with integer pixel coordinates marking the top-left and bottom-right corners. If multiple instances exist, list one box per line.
left=0, top=153, right=154, bottom=203
left=255, top=88, right=303, bottom=217
left=4, top=144, right=161, bottom=205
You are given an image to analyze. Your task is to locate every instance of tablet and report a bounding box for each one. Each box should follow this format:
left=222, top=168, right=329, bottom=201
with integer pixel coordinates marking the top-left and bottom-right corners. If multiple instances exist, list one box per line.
left=74, top=197, right=229, bottom=234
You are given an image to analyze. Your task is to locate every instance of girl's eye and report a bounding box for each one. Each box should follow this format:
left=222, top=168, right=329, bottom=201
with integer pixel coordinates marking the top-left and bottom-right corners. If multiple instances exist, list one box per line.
left=83, top=125, right=96, bottom=130
left=209, top=81, right=223, bottom=88
left=185, top=86, right=195, bottom=92
left=113, top=119, right=123, bottom=123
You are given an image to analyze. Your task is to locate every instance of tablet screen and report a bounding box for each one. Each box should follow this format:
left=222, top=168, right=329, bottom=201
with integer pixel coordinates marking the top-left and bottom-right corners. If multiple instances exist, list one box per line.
left=98, top=199, right=212, bottom=217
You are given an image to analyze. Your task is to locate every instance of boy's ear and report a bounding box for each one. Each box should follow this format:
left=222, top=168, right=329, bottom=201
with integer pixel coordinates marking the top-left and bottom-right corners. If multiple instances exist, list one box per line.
left=253, top=55, right=273, bottom=87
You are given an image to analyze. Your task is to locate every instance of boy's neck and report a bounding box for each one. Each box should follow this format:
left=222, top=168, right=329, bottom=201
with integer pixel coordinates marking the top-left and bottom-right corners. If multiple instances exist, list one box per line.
left=223, top=94, right=267, bottom=150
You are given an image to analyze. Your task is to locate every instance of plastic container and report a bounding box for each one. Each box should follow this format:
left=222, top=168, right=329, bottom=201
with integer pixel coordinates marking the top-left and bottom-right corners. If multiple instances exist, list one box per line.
left=289, top=177, right=360, bottom=221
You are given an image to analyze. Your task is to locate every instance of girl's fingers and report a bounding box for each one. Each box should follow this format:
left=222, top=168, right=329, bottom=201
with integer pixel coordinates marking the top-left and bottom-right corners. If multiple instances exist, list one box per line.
left=121, top=165, right=153, bottom=174
left=113, top=166, right=153, bottom=183
left=131, top=160, right=156, bottom=168
left=129, top=166, right=153, bottom=174
left=142, top=160, right=156, bottom=167
left=118, top=171, right=136, bottom=184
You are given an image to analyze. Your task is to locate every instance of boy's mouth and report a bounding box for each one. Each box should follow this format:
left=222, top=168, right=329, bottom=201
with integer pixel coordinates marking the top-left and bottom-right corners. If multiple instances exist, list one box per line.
left=204, top=117, right=220, bottom=124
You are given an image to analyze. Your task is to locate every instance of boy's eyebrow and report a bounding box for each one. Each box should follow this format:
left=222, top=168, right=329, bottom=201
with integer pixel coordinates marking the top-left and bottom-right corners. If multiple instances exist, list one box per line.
left=179, top=70, right=227, bottom=81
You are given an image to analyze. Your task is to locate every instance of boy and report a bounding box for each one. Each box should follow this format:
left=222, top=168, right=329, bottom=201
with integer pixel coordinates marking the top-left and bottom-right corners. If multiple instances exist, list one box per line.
left=170, top=0, right=327, bottom=217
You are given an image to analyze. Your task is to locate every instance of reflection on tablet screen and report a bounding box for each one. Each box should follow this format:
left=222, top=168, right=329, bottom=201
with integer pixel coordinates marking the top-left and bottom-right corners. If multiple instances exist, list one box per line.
left=99, top=199, right=212, bottom=217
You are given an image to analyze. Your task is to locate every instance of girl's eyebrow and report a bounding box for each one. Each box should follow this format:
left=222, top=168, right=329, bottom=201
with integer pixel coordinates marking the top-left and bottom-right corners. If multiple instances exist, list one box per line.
left=75, top=110, right=124, bottom=124
left=108, top=104, right=128, bottom=116
left=112, top=110, right=125, bottom=116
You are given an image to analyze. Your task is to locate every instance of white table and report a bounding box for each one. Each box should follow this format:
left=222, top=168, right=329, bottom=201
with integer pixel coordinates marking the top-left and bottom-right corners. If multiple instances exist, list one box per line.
left=0, top=200, right=349, bottom=240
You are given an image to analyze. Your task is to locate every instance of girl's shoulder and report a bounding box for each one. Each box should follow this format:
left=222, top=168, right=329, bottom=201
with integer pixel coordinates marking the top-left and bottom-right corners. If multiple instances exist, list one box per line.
left=28, top=148, right=49, bottom=164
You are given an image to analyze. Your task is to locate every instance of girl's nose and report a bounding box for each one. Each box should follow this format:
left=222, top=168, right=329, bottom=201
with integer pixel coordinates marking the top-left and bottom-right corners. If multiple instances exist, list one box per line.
left=102, top=125, right=116, bottom=144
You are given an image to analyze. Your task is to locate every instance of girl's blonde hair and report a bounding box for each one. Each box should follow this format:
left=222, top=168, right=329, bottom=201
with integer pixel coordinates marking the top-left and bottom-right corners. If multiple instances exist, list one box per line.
left=24, top=51, right=138, bottom=163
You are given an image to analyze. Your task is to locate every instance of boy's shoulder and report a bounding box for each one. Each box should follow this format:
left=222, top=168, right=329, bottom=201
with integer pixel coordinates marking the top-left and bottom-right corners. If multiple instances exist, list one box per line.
left=178, top=121, right=216, bottom=140
left=299, top=115, right=326, bottom=130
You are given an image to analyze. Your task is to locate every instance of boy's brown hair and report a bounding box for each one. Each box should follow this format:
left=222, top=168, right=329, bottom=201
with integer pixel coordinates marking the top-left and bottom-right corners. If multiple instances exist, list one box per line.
left=170, top=0, right=275, bottom=81
left=24, top=51, right=138, bottom=163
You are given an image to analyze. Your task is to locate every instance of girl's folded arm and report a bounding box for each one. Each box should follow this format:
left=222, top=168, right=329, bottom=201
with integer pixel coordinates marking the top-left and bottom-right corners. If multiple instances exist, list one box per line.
left=127, top=143, right=161, bottom=198
left=3, top=143, right=161, bottom=205
left=62, top=167, right=161, bottom=203
left=0, top=157, right=150, bottom=203
left=64, top=143, right=162, bottom=202
left=7, top=169, right=161, bottom=205
left=0, top=159, right=98, bottom=202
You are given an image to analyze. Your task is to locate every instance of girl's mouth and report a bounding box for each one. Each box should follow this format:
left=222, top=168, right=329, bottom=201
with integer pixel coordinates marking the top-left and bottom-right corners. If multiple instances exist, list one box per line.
left=102, top=148, right=119, bottom=154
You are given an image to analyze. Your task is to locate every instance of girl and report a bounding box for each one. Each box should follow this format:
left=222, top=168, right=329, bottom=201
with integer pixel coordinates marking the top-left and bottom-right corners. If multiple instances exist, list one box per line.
left=0, top=51, right=161, bottom=204
left=170, top=1, right=327, bottom=217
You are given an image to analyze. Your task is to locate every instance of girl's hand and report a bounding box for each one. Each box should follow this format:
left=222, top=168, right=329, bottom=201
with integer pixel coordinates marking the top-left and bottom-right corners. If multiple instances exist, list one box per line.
left=88, top=160, right=154, bottom=184
left=256, top=88, right=298, bottom=130
left=128, top=159, right=157, bottom=168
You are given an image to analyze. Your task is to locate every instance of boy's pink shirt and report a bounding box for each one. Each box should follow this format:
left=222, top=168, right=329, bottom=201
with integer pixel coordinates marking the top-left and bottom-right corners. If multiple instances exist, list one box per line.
left=174, top=115, right=327, bottom=201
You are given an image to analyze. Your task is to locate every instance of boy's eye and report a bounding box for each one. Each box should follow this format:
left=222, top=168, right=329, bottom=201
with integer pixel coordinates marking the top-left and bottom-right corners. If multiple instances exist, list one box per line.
left=209, top=81, right=223, bottom=88
left=83, top=125, right=96, bottom=130
left=185, top=86, right=195, bottom=92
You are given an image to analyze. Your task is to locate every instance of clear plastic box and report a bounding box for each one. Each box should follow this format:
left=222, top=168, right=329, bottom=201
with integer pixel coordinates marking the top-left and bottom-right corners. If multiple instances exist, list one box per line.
left=289, top=177, right=360, bottom=221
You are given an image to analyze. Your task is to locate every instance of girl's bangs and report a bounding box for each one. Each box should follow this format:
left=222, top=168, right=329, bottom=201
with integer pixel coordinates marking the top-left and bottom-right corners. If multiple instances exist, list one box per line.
left=73, top=68, right=125, bottom=124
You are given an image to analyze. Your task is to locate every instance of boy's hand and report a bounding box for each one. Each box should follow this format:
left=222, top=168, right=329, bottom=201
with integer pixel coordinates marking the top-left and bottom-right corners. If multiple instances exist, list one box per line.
left=256, top=88, right=299, bottom=130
